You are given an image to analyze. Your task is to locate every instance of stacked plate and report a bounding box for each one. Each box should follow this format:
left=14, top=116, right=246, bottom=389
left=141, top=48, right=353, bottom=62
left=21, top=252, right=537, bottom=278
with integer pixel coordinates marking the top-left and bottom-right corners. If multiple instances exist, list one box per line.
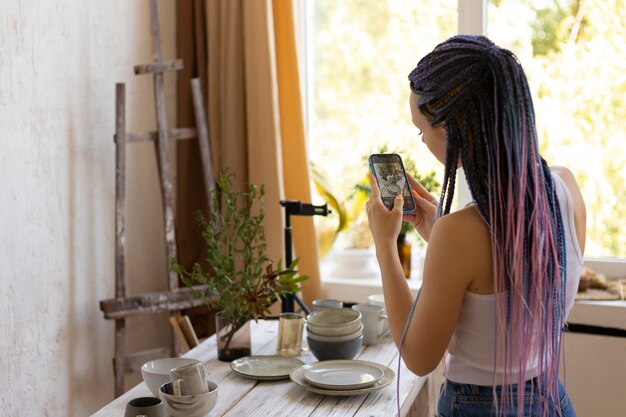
left=290, top=360, right=395, bottom=396
left=306, top=308, right=363, bottom=361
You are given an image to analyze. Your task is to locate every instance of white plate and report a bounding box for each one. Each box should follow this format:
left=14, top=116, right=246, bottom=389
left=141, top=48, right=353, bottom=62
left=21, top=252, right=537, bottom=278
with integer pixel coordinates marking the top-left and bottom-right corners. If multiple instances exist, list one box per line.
left=303, top=360, right=385, bottom=390
left=230, top=355, right=304, bottom=380
left=290, top=360, right=394, bottom=396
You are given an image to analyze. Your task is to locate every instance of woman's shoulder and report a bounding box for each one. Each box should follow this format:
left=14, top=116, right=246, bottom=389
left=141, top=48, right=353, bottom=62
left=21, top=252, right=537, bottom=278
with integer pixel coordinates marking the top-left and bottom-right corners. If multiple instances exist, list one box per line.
left=438, top=203, right=488, bottom=233
left=430, top=204, right=488, bottom=246
left=434, top=206, right=491, bottom=260
left=550, top=165, right=586, bottom=254
left=549, top=165, right=585, bottom=212
left=550, top=165, right=576, bottom=183
left=429, top=205, right=492, bottom=290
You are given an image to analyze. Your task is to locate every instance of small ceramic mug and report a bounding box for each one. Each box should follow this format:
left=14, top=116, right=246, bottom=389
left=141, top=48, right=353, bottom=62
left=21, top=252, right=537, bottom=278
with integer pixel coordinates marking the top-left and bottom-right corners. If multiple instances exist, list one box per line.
left=367, top=294, right=385, bottom=311
left=169, top=362, right=209, bottom=396
left=351, top=303, right=389, bottom=345
left=312, top=299, right=343, bottom=311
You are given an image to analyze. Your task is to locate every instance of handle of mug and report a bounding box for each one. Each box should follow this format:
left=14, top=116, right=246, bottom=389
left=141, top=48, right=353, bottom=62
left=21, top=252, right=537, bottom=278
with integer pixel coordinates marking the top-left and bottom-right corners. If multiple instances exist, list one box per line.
left=379, top=313, right=390, bottom=337
left=172, top=378, right=184, bottom=396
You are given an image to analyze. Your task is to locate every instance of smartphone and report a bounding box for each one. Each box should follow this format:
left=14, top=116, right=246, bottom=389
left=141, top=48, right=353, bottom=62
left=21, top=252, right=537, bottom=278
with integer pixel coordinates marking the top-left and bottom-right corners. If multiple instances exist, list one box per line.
left=368, top=153, right=416, bottom=213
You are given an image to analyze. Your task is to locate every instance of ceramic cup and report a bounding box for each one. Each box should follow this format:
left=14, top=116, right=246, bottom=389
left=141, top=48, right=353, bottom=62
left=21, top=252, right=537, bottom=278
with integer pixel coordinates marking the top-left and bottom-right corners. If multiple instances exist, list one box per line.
left=312, top=299, right=343, bottom=311
left=367, top=294, right=385, bottom=311
left=124, top=396, right=164, bottom=417
left=169, top=362, right=208, bottom=396
left=367, top=295, right=389, bottom=334
left=277, top=312, right=305, bottom=356
left=351, top=303, right=389, bottom=345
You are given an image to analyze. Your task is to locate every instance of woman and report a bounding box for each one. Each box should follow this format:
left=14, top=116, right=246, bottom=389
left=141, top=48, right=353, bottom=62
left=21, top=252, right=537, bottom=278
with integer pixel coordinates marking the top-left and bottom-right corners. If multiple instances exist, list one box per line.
left=366, top=35, right=585, bottom=417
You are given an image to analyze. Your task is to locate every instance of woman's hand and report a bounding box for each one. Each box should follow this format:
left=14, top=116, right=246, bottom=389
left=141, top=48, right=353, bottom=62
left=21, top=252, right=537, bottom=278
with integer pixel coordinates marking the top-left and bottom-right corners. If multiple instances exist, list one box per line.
left=366, top=174, right=404, bottom=247
left=403, top=174, right=439, bottom=242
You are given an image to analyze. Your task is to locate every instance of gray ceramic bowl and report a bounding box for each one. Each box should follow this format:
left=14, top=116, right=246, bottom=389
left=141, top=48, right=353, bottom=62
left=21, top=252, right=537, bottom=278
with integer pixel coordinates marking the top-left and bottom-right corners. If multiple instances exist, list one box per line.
left=307, top=334, right=363, bottom=361
left=159, top=379, right=218, bottom=417
left=306, top=308, right=362, bottom=337
left=307, top=324, right=363, bottom=342
left=141, top=357, right=203, bottom=397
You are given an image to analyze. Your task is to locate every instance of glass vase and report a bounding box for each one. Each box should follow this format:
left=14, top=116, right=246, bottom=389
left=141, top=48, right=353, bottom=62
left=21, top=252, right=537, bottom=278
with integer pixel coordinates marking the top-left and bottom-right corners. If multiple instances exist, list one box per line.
left=215, top=312, right=251, bottom=362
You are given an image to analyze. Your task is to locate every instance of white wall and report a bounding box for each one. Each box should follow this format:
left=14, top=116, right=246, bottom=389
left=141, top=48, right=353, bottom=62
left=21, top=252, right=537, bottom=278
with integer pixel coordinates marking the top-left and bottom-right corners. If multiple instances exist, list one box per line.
left=0, top=1, right=177, bottom=415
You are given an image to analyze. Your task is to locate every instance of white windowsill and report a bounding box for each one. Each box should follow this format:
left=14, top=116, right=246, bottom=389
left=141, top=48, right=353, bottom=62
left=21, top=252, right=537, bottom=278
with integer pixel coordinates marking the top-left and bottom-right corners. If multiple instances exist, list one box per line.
left=320, top=255, right=626, bottom=325
left=320, top=257, right=423, bottom=304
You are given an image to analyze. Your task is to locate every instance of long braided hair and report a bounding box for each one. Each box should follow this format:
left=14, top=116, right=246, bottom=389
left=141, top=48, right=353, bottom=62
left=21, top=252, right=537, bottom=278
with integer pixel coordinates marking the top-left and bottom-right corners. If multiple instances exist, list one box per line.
left=408, top=35, right=567, bottom=416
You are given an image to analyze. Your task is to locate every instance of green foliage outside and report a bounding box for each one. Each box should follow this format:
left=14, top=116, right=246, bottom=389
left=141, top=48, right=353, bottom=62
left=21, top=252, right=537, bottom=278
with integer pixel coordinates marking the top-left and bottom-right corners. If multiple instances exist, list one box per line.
left=310, top=0, right=625, bottom=257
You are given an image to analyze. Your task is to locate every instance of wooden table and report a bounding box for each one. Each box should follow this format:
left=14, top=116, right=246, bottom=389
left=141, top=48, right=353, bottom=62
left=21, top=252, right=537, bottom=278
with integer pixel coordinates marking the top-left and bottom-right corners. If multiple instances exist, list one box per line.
left=91, top=320, right=432, bottom=417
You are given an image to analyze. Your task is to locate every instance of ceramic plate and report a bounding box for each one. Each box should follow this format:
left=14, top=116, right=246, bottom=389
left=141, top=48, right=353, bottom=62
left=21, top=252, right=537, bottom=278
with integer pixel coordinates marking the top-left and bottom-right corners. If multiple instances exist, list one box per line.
left=303, top=360, right=385, bottom=390
left=290, top=360, right=394, bottom=396
left=231, top=355, right=305, bottom=380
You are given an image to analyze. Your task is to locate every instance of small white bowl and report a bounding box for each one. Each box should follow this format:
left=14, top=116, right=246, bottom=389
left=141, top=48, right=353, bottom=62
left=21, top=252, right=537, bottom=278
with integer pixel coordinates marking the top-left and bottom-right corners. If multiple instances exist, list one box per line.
left=141, top=357, right=203, bottom=397
left=160, top=379, right=218, bottom=417
left=307, top=324, right=363, bottom=342
left=306, top=308, right=362, bottom=336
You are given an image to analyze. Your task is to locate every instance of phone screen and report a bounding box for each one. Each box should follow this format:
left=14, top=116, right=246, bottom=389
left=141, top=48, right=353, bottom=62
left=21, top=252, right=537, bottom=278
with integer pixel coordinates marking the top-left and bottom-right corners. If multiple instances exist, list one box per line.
left=369, top=153, right=416, bottom=213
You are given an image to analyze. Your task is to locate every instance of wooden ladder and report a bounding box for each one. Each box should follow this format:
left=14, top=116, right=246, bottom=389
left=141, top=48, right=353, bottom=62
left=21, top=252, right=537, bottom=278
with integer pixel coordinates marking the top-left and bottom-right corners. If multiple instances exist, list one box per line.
left=99, top=0, right=215, bottom=397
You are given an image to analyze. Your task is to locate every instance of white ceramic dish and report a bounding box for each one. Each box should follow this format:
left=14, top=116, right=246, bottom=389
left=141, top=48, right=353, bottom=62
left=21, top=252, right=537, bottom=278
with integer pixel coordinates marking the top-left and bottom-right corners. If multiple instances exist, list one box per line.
left=230, top=355, right=304, bottom=380
left=303, top=360, right=385, bottom=390
left=141, top=357, right=203, bottom=397
left=290, top=360, right=394, bottom=396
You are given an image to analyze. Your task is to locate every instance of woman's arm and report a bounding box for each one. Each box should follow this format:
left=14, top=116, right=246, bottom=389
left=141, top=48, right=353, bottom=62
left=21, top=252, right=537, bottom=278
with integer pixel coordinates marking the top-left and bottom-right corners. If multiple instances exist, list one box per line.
left=367, top=177, right=476, bottom=376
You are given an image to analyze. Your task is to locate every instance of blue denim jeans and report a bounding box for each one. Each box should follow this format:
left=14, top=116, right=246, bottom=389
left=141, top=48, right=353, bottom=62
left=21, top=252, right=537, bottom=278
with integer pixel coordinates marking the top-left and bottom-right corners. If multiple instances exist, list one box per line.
left=437, top=379, right=576, bottom=417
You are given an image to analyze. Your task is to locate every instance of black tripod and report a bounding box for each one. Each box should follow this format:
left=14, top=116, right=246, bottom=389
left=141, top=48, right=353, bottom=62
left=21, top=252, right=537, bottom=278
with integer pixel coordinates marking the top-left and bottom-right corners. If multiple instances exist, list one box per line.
left=279, top=200, right=331, bottom=315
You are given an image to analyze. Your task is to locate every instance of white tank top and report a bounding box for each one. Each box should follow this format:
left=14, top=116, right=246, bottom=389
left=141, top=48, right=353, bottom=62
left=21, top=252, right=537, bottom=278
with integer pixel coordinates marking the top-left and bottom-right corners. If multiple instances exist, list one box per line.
left=444, top=173, right=583, bottom=385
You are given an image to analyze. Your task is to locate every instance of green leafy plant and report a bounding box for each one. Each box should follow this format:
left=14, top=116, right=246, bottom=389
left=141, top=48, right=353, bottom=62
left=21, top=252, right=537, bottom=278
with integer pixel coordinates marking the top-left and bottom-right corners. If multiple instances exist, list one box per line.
left=170, top=171, right=308, bottom=348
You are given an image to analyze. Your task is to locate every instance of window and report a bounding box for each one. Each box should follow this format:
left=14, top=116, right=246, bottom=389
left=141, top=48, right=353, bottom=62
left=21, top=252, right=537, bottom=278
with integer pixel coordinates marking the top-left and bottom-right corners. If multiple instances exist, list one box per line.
left=305, top=0, right=625, bottom=260
left=488, top=0, right=626, bottom=258
left=305, top=0, right=456, bottom=250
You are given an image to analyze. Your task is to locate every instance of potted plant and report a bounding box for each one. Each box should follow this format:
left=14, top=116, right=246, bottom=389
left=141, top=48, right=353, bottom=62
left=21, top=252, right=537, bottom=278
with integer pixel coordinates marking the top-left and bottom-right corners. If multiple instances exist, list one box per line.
left=170, top=171, right=307, bottom=361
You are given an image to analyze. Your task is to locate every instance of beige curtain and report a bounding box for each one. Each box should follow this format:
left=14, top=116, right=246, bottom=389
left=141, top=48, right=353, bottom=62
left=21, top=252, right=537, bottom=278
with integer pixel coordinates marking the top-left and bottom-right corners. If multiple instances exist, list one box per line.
left=176, top=0, right=321, bottom=306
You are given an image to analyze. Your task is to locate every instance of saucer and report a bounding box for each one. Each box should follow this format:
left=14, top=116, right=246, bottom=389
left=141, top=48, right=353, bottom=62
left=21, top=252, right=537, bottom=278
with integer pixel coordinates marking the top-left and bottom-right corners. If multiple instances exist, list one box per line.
left=231, top=355, right=304, bottom=380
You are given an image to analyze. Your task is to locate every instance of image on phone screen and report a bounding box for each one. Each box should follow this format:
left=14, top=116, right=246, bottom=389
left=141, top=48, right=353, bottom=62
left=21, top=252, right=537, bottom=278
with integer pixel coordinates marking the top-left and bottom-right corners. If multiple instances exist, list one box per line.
left=369, top=153, right=416, bottom=212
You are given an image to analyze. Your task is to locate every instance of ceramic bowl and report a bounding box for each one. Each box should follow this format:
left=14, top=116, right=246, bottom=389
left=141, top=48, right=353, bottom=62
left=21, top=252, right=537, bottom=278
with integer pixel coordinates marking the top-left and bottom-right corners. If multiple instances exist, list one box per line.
left=141, top=357, right=203, bottom=397
left=159, top=379, right=218, bottom=417
left=306, top=308, right=362, bottom=336
left=307, top=334, right=363, bottom=361
left=307, top=324, right=363, bottom=342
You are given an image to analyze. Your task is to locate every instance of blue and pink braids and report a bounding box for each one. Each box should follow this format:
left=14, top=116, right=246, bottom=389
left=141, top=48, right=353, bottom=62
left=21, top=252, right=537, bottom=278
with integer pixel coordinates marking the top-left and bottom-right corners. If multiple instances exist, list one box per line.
left=408, top=35, right=567, bottom=416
